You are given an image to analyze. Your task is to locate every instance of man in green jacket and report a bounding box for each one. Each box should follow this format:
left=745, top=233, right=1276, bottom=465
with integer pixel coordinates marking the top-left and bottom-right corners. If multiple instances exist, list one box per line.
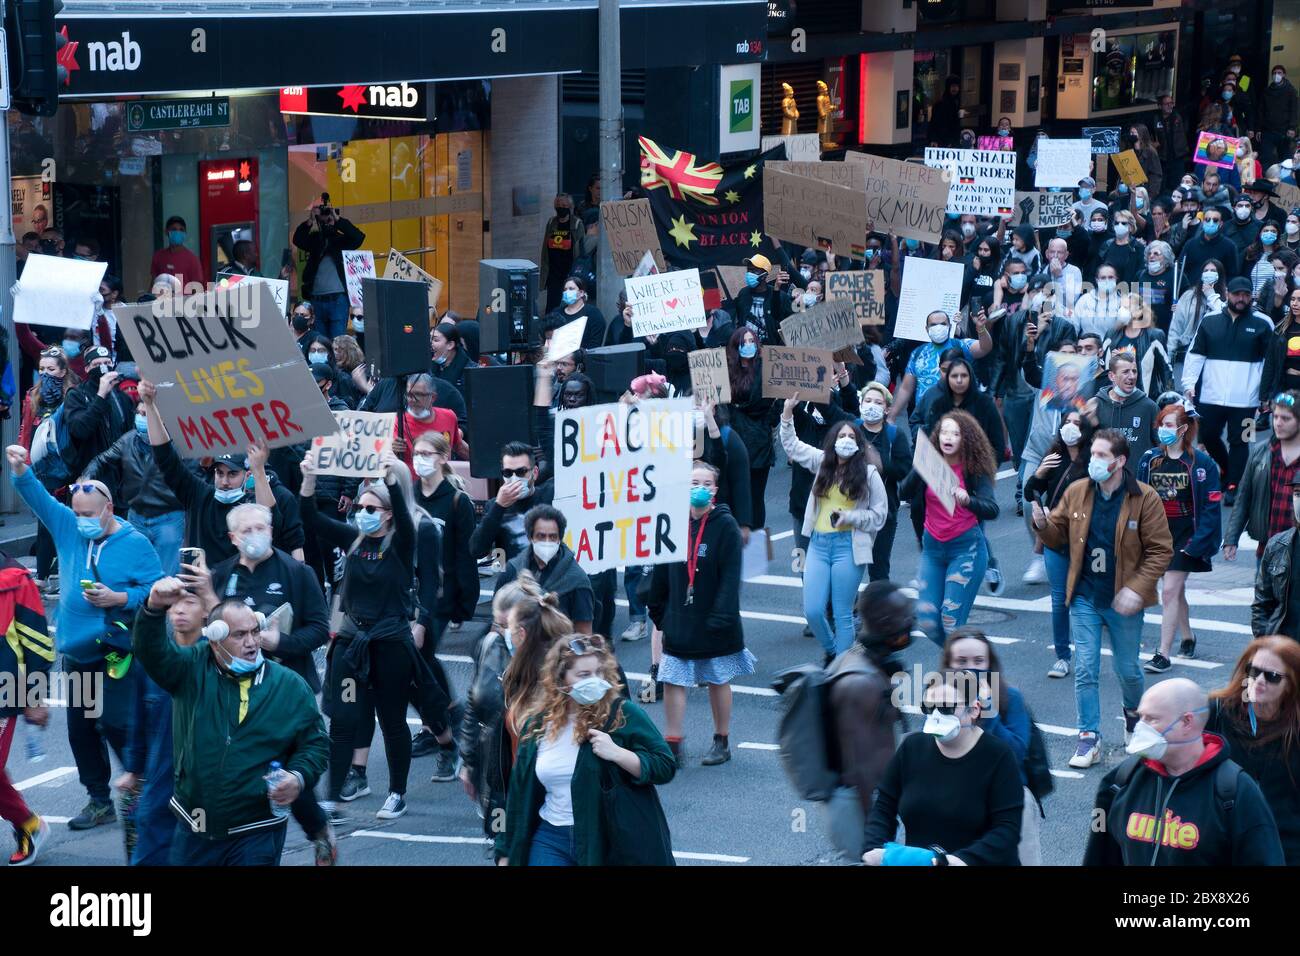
left=133, top=578, right=328, bottom=866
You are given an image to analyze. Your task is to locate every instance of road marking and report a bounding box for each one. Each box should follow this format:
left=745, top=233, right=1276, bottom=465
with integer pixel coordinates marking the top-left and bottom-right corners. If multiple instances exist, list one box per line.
left=436, top=654, right=473, bottom=665
left=1072, top=645, right=1223, bottom=670
left=624, top=671, right=778, bottom=697
left=672, top=851, right=750, bottom=863
left=1050, top=769, right=1085, bottom=779
left=13, top=766, right=76, bottom=791
left=737, top=742, right=780, bottom=751
left=996, top=468, right=1017, bottom=480
left=769, top=530, right=794, bottom=541
left=901, top=705, right=1074, bottom=737
left=350, top=829, right=749, bottom=863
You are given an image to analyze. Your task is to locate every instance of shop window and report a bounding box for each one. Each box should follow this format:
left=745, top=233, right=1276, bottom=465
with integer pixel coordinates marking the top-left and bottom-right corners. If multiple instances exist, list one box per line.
left=1092, top=29, right=1176, bottom=114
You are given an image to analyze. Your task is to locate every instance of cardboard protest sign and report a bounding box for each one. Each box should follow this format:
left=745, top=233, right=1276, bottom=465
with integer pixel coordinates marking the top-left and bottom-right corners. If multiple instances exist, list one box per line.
left=14, top=254, right=107, bottom=330
left=779, top=299, right=863, bottom=353
left=1082, top=127, right=1121, bottom=154
left=1032, top=139, right=1093, bottom=188
left=114, top=284, right=339, bottom=458
left=311, top=411, right=395, bottom=478
left=767, top=160, right=867, bottom=192
left=600, top=199, right=668, bottom=276
left=383, top=248, right=444, bottom=312
left=1039, top=351, right=1098, bottom=411
left=688, top=347, right=731, bottom=404
left=625, top=268, right=706, bottom=336
left=763, top=167, right=868, bottom=259
left=1013, top=191, right=1074, bottom=228
left=1193, top=131, right=1240, bottom=170
left=553, top=399, right=693, bottom=574
left=923, top=148, right=1016, bottom=217
left=895, top=257, right=964, bottom=343
left=1112, top=150, right=1148, bottom=187
left=858, top=154, right=948, bottom=242
left=912, top=431, right=959, bottom=515
left=342, top=250, right=376, bottom=310
left=546, top=316, right=588, bottom=362
left=221, top=274, right=289, bottom=319
left=762, top=133, right=821, bottom=163
left=826, top=270, right=886, bottom=325
left=1277, top=180, right=1300, bottom=212
left=760, top=345, right=835, bottom=403
left=715, top=265, right=751, bottom=302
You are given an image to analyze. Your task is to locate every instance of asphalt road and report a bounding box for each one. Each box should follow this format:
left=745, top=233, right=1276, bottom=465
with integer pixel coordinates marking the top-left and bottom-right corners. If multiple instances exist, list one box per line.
left=5, top=459, right=1259, bottom=867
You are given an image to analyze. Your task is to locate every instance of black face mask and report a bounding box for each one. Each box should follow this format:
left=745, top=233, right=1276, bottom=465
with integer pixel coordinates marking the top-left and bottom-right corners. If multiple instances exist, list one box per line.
left=555, top=207, right=569, bottom=219
left=292, top=316, right=311, bottom=333
left=40, top=240, right=59, bottom=255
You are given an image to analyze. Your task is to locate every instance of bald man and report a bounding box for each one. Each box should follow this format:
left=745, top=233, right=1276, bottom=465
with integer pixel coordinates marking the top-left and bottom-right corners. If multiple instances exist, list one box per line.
left=1043, top=238, right=1083, bottom=312
left=1084, top=678, right=1284, bottom=866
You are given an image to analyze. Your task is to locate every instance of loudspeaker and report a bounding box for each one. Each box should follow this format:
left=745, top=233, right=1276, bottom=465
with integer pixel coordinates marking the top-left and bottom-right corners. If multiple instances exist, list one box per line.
left=362, top=277, right=429, bottom=377
left=478, top=259, right=539, bottom=353
left=463, top=364, right=536, bottom=479
left=584, top=343, right=647, bottom=403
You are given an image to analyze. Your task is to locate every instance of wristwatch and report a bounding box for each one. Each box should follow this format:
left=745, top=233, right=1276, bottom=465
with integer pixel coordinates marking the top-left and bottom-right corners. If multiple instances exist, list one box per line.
left=930, top=846, right=949, bottom=866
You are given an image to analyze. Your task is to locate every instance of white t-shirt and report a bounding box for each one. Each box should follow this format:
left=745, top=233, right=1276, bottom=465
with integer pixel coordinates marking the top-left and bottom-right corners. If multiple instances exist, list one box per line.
left=536, top=718, right=580, bottom=827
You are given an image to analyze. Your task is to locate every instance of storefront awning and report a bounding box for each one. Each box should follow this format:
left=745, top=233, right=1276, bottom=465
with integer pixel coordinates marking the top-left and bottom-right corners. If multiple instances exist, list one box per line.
left=56, top=0, right=768, bottom=97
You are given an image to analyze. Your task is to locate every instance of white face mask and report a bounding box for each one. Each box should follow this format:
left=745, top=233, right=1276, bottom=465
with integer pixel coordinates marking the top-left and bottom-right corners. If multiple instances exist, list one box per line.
left=1146, top=259, right=1166, bottom=274
left=413, top=455, right=438, bottom=477
left=862, top=403, right=885, bottom=424
left=922, top=710, right=963, bottom=743
left=802, top=292, right=818, bottom=308
left=532, top=540, right=560, bottom=564
left=928, top=324, right=950, bottom=345
left=1114, top=223, right=1130, bottom=238
left=1090, top=220, right=1107, bottom=233
left=1289, top=222, right=1300, bottom=237
left=834, top=436, right=858, bottom=459
left=1118, top=307, right=1132, bottom=324
left=961, top=223, right=976, bottom=238
left=1060, top=422, right=1082, bottom=446
left=1235, top=206, right=1252, bottom=221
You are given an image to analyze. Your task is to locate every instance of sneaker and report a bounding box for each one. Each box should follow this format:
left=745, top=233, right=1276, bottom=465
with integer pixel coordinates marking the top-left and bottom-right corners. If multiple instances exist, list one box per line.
left=338, top=768, right=370, bottom=802
left=1123, top=708, right=1141, bottom=745
left=907, top=577, right=921, bottom=591
left=1068, top=733, right=1101, bottom=769
left=1178, top=636, right=1197, bottom=659
left=701, top=734, right=731, bottom=766
left=431, top=745, right=459, bottom=783
left=620, top=619, right=647, bottom=642
left=312, top=825, right=339, bottom=866
left=1144, top=652, right=1172, bottom=674
left=67, top=799, right=115, bottom=831
left=1047, top=658, right=1071, bottom=679
left=984, top=563, right=1005, bottom=596
left=1015, top=500, right=1024, bottom=517
left=319, top=801, right=346, bottom=827
left=376, top=793, right=407, bottom=820
left=447, top=621, right=462, bottom=631
left=8, top=818, right=49, bottom=866
left=1022, top=555, right=1047, bottom=585
left=410, top=729, right=439, bottom=758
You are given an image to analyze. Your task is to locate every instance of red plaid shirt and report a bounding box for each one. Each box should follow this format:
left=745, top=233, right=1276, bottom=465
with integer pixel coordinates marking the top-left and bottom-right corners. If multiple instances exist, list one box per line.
left=1267, top=441, right=1300, bottom=545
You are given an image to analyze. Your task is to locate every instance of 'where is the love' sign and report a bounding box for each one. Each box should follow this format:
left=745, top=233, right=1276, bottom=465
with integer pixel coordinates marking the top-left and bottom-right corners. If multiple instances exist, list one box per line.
left=625, top=269, right=706, bottom=337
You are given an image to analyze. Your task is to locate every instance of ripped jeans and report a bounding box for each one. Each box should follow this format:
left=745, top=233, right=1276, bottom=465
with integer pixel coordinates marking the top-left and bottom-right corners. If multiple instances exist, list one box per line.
left=917, top=526, right=989, bottom=647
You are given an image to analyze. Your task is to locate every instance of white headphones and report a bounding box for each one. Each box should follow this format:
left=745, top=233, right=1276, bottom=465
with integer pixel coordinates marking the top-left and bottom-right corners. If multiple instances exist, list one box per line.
left=203, top=610, right=266, bottom=642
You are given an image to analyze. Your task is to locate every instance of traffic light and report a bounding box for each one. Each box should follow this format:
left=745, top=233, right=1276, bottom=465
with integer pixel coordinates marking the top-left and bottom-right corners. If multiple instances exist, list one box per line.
left=7, top=0, right=67, bottom=117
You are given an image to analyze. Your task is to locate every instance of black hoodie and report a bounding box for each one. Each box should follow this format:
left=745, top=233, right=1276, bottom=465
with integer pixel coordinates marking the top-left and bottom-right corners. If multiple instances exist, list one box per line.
left=643, top=503, right=744, bottom=660
left=1084, top=734, right=1284, bottom=866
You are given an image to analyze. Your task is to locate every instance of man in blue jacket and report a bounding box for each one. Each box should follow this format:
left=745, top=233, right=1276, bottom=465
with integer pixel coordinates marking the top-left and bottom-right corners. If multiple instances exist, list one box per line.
left=7, top=444, right=163, bottom=832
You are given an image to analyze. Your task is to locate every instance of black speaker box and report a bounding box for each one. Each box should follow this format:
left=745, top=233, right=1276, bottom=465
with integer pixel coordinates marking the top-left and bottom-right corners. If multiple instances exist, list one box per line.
left=584, top=342, right=647, bottom=402
left=362, top=277, right=429, bottom=377
left=463, top=363, right=536, bottom=478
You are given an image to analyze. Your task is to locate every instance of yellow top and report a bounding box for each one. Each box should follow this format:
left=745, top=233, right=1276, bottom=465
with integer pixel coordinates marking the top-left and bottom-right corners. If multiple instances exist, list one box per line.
left=814, top=484, right=855, bottom=534
left=238, top=676, right=252, bottom=724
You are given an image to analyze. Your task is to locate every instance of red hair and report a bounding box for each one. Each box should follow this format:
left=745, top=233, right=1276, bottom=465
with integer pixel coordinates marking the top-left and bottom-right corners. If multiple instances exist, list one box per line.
left=1154, top=402, right=1197, bottom=448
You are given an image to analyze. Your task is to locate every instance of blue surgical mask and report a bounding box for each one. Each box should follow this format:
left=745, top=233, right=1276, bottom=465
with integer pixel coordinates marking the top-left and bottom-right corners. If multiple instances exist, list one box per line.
left=134, top=414, right=148, bottom=435
left=738, top=342, right=757, bottom=359
left=356, top=509, right=384, bottom=534
left=802, top=291, right=818, bottom=307
left=76, top=515, right=105, bottom=540
left=1202, top=271, right=1219, bottom=286
left=1202, top=220, right=1221, bottom=237
left=690, top=486, right=713, bottom=508
left=1009, top=273, right=1028, bottom=291
left=864, top=248, right=878, bottom=259
left=1098, top=278, right=1117, bottom=294
left=744, top=271, right=760, bottom=288
left=216, top=642, right=264, bottom=675
left=562, top=289, right=580, bottom=306
left=214, top=487, right=245, bottom=505
left=1079, top=188, right=1093, bottom=201
left=904, top=238, right=919, bottom=251
left=309, top=352, right=328, bottom=365
left=62, top=339, right=82, bottom=358
left=1056, top=228, right=1072, bottom=238
left=1136, top=197, right=1146, bottom=210
left=168, top=229, right=187, bottom=246
left=1157, top=426, right=1179, bottom=446
left=1222, top=89, right=1234, bottom=101
left=1088, top=455, right=1113, bottom=483
left=433, top=354, right=447, bottom=365
left=569, top=676, right=613, bottom=706
left=1262, top=231, right=1279, bottom=245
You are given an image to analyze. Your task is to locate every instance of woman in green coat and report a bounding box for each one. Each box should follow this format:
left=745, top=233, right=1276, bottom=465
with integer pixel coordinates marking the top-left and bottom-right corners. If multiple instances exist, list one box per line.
left=495, top=634, right=676, bottom=866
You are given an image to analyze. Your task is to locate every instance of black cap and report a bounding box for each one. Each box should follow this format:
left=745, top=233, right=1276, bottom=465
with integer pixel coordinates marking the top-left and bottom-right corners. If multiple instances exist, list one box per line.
left=856, top=581, right=916, bottom=644
left=1226, top=276, right=1254, bottom=293
left=212, top=454, right=246, bottom=471
left=310, top=364, right=334, bottom=384
left=1289, top=473, right=1300, bottom=488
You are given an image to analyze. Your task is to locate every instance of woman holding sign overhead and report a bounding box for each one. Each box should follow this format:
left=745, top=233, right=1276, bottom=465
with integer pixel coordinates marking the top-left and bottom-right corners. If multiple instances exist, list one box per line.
left=779, top=394, right=888, bottom=664
left=899, top=410, right=1000, bottom=646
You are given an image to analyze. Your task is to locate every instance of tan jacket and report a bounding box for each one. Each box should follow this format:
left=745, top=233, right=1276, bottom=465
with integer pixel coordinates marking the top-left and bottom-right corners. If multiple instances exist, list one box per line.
left=1037, top=473, right=1173, bottom=609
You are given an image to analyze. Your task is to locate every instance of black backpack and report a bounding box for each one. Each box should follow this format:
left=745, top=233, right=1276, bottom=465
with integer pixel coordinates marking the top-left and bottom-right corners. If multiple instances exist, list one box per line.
left=1110, top=753, right=1240, bottom=813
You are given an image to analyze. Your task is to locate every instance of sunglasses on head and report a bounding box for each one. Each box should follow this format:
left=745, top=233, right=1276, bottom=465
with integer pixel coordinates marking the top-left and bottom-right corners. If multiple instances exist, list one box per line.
left=68, top=482, right=109, bottom=499
left=502, top=467, right=531, bottom=479
left=1248, top=665, right=1285, bottom=684
left=39, top=347, right=64, bottom=358
left=1275, top=393, right=1297, bottom=408
left=567, top=636, right=606, bottom=656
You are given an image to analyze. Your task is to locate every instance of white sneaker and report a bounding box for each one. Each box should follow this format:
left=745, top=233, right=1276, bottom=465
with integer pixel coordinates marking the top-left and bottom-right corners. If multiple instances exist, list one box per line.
left=984, top=565, right=1005, bottom=596
left=620, top=620, right=647, bottom=642
left=907, top=578, right=921, bottom=591
left=376, top=793, right=407, bottom=820
left=1068, top=733, right=1101, bottom=769
left=1047, top=658, right=1070, bottom=679
left=1022, top=556, right=1047, bottom=585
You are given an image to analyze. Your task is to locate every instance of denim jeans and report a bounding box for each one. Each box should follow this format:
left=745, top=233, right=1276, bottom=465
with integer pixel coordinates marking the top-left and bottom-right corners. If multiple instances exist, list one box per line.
left=918, top=526, right=988, bottom=647
left=804, top=531, right=860, bottom=655
left=127, top=509, right=186, bottom=576
left=169, top=821, right=286, bottom=866
left=1069, top=592, right=1145, bottom=735
left=528, top=818, right=578, bottom=866
left=623, top=565, right=650, bottom=621
left=312, top=292, right=350, bottom=341
left=1042, top=546, right=1072, bottom=661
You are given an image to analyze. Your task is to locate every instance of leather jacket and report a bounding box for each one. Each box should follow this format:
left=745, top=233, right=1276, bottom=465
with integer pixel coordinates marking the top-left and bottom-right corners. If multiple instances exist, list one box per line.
left=1254, top=527, right=1297, bottom=637
left=456, top=631, right=514, bottom=832
left=84, top=431, right=183, bottom=518
left=827, top=644, right=902, bottom=817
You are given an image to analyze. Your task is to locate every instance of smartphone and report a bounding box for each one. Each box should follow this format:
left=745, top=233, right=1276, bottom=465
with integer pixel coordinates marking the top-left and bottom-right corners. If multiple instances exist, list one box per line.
left=829, top=511, right=841, bottom=526
left=180, top=547, right=206, bottom=569
left=80, top=579, right=96, bottom=591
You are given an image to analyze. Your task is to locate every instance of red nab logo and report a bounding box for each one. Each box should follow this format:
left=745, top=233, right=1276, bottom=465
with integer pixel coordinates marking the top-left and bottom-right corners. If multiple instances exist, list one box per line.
left=1126, top=810, right=1200, bottom=850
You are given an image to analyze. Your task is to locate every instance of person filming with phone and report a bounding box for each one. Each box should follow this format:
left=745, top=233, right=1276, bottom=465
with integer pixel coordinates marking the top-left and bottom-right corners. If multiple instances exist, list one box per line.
left=292, top=193, right=366, bottom=341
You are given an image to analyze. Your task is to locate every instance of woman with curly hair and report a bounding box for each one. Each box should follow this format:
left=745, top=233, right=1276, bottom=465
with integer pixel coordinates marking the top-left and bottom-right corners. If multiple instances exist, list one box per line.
left=494, top=635, right=676, bottom=866
left=899, top=410, right=1000, bottom=645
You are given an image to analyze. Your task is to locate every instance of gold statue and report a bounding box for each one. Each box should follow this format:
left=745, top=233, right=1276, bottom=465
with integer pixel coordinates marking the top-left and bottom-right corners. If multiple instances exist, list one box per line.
left=817, top=80, right=834, bottom=148
left=781, top=82, right=799, bottom=136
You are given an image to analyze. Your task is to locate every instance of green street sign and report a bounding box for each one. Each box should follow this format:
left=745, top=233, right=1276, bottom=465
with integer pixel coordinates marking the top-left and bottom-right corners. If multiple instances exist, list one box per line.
left=126, top=97, right=231, bottom=132
left=729, top=79, right=754, bottom=135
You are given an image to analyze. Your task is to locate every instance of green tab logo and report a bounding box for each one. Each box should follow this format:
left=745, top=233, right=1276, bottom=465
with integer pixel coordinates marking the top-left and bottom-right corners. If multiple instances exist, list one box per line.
left=729, top=79, right=754, bottom=134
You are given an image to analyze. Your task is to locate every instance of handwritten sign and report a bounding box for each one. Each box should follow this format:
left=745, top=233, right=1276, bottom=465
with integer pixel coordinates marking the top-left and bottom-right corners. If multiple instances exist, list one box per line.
left=1193, top=131, right=1240, bottom=170
left=546, top=315, right=588, bottom=362
left=923, top=148, right=1016, bottom=216
left=779, top=299, right=863, bottom=352
left=114, top=284, right=339, bottom=457
left=826, top=270, right=887, bottom=325
left=1082, top=127, right=1121, bottom=154
left=600, top=199, right=668, bottom=277
left=762, top=133, right=822, bottom=163
left=766, top=160, right=866, bottom=192
left=912, top=430, right=959, bottom=515
left=554, top=399, right=693, bottom=573
left=1112, top=149, right=1148, bottom=187
left=1013, top=191, right=1075, bottom=228
left=311, top=411, right=396, bottom=478
left=760, top=345, right=834, bottom=403
left=688, top=347, right=731, bottom=404
left=625, top=268, right=706, bottom=337
left=1032, top=139, right=1092, bottom=188
left=895, top=257, right=964, bottom=344
left=342, top=250, right=376, bottom=310
left=383, top=248, right=443, bottom=312
left=763, top=167, right=868, bottom=259
left=858, top=155, right=948, bottom=242
left=220, top=274, right=289, bottom=319
left=14, top=254, right=107, bottom=330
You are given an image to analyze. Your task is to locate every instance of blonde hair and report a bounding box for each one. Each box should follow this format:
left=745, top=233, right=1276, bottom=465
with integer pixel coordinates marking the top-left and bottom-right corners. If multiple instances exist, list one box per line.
left=412, top=431, right=464, bottom=490
left=860, top=381, right=893, bottom=407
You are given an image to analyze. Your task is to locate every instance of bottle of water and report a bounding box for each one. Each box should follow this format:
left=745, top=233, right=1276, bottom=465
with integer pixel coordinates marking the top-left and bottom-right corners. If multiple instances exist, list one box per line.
left=24, top=720, right=46, bottom=763
left=265, top=761, right=290, bottom=819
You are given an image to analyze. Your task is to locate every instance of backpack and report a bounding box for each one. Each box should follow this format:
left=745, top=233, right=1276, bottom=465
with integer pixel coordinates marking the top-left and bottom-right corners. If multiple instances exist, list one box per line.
left=772, top=660, right=872, bottom=801
left=1110, top=753, right=1240, bottom=814
left=30, top=406, right=73, bottom=484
